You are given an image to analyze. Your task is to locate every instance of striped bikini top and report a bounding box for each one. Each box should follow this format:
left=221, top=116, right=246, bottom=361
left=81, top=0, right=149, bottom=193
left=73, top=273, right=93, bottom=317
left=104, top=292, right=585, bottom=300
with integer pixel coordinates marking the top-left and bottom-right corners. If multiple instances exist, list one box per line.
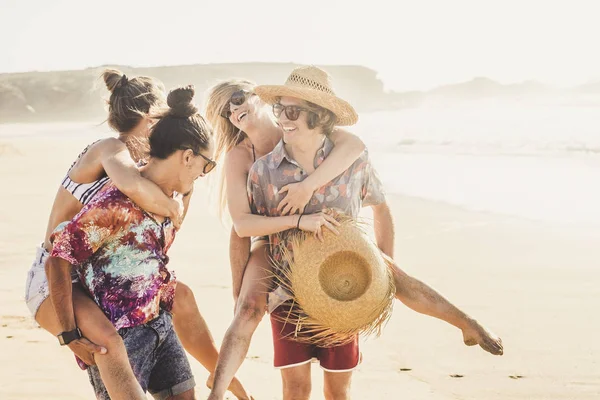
left=61, top=141, right=110, bottom=206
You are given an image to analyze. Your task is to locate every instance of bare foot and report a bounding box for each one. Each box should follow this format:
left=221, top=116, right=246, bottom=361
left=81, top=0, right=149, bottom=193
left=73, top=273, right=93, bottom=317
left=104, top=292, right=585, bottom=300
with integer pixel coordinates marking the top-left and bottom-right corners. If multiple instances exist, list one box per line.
left=228, top=377, right=254, bottom=400
left=462, top=319, right=503, bottom=355
left=206, top=374, right=253, bottom=400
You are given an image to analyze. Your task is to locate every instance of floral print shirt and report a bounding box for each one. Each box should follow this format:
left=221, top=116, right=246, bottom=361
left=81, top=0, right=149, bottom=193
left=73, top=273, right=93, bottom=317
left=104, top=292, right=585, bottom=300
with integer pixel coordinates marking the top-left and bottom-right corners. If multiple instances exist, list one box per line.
left=247, top=138, right=386, bottom=310
left=50, top=183, right=177, bottom=330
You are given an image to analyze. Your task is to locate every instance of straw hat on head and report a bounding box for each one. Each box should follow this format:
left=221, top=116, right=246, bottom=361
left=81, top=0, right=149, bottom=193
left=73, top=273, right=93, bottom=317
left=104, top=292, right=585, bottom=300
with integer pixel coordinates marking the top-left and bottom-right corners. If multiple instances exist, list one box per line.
left=254, top=65, right=359, bottom=126
left=273, top=213, right=395, bottom=347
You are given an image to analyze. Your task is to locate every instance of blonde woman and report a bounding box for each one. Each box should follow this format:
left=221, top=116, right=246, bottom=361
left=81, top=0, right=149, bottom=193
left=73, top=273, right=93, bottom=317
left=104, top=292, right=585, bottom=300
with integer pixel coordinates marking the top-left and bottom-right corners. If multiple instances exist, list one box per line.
left=26, top=70, right=250, bottom=399
left=204, top=77, right=366, bottom=399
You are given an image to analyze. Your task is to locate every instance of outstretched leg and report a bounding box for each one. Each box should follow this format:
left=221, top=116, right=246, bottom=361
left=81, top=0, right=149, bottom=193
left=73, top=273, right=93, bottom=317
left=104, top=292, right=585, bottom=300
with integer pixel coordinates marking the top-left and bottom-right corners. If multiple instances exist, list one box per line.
left=387, top=258, right=503, bottom=355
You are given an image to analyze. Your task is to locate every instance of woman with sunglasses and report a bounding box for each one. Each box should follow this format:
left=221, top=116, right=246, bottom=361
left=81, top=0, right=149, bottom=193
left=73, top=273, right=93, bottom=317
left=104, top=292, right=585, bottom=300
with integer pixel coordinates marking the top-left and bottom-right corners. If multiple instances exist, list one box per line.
left=204, top=75, right=367, bottom=399
left=26, top=70, right=251, bottom=399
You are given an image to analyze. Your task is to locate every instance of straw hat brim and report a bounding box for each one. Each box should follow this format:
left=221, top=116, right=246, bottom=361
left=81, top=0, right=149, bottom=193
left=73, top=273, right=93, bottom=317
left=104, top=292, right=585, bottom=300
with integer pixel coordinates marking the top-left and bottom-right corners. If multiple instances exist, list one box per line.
left=255, top=85, right=359, bottom=126
left=272, top=214, right=395, bottom=347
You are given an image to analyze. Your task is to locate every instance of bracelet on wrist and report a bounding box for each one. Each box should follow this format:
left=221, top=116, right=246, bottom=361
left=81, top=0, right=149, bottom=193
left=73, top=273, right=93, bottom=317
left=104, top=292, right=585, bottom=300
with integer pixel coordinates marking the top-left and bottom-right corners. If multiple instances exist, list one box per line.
left=296, top=214, right=303, bottom=230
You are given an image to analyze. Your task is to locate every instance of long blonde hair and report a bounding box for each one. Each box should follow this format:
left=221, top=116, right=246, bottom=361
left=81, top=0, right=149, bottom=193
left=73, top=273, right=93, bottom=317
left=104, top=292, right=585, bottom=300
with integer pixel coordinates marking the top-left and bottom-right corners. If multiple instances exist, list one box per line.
left=204, top=79, right=256, bottom=220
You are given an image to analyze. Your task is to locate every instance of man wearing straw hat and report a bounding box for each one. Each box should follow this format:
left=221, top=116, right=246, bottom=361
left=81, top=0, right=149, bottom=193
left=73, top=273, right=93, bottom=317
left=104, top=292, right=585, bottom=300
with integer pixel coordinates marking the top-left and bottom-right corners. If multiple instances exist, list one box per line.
left=210, top=65, right=503, bottom=400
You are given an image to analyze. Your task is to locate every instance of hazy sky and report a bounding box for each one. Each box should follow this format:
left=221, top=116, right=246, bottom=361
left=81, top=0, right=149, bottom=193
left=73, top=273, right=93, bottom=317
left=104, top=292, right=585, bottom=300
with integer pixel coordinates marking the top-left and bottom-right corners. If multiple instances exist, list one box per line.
left=1, top=0, right=599, bottom=91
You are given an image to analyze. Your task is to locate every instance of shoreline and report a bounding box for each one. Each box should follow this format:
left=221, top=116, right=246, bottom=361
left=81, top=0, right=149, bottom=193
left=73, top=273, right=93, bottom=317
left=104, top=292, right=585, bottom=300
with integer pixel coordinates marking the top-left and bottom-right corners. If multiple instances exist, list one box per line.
left=2, top=128, right=599, bottom=231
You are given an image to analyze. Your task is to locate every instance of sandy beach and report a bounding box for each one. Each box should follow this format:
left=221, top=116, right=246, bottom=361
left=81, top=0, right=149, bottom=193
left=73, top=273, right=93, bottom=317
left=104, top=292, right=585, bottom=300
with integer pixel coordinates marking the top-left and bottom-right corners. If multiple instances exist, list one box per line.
left=1, top=133, right=599, bottom=399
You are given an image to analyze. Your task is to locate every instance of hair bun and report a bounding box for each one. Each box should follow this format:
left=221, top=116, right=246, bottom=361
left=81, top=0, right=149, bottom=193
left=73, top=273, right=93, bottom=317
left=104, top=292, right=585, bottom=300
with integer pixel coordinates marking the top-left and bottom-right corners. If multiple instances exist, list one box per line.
left=167, top=85, right=198, bottom=118
left=102, top=68, right=128, bottom=93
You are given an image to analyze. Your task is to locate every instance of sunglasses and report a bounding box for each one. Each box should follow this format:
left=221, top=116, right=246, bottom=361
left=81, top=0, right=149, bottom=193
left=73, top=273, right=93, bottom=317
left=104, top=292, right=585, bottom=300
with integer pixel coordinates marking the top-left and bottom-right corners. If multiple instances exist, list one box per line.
left=180, top=147, right=217, bottom=174
left=272, top=103, right=310, bottom=121
left=220, top=90, right=253, bottom=119
left=198, top=152, right=217, bottom=174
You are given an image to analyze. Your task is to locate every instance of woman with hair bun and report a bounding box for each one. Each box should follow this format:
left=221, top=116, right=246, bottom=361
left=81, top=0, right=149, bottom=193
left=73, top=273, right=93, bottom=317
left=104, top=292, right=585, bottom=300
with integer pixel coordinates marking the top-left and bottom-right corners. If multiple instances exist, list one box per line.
left=46, top=85, right=219, bottom=399
left=26, top=72, right=250, bottom=399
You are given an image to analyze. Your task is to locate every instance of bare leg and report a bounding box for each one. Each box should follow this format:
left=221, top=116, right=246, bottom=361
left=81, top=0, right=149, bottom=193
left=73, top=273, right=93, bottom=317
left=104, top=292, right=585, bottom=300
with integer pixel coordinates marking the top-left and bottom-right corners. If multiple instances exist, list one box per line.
left=170, top=388, right=196, bottom=400
left=208, top=242, right=271, bottom=400
left=35, top=286, right=146, bottom=400
left=323, top=371, right=353, bottom=400
left=171, top=282, right=251, bottom=400
left=229, top=226, right=251, bottom=304
left=388, top=259, right=504, bottom=355
left=281, top=363, right=312, bottom=400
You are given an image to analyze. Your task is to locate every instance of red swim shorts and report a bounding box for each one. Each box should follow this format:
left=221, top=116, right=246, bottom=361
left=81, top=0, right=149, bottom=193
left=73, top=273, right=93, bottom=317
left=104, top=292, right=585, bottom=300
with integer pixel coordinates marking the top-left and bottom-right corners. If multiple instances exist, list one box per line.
left=270, top=306, right=361, bottom=372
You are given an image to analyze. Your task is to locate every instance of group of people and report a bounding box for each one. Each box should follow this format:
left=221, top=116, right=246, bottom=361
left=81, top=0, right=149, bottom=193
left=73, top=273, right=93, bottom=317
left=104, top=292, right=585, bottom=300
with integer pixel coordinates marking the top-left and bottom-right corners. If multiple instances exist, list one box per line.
left=24, top=65, right=503, bottom=400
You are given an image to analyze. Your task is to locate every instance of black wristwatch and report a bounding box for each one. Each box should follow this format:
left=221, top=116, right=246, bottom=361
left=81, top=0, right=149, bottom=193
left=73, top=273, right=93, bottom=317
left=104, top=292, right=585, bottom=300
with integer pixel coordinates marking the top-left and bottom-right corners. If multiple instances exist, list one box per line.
left=57, top=327, right=82, bottom=346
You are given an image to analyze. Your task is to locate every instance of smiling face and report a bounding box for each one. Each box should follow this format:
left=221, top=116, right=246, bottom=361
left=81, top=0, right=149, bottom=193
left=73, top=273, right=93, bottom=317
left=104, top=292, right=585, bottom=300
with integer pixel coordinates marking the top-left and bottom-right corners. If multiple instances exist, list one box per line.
left=275, top=96, right=320, bottom=146
left=226, top=91, right=267, bottom=133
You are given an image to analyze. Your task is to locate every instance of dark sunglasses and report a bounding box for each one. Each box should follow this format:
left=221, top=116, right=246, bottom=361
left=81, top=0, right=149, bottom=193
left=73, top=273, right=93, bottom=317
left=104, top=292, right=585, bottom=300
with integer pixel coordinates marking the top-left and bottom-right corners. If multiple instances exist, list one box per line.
left=220, top=90, right=253, bottom=119
left=272, top=103, right=310, bottom=121
left=198, top=152, right=217, bottom=174
left=180, top=147, right=217, bottom=174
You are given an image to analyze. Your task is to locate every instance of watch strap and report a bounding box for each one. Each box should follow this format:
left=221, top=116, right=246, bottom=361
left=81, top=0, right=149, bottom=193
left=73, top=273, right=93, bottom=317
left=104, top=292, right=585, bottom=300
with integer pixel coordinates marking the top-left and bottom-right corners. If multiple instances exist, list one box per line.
left=57, top=327, right=82, bottom=346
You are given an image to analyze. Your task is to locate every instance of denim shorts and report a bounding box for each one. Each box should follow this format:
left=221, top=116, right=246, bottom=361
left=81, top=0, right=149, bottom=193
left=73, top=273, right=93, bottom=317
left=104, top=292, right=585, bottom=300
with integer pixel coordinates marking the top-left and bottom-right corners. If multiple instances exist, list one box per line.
left=87, top=311, right=195, bottom=400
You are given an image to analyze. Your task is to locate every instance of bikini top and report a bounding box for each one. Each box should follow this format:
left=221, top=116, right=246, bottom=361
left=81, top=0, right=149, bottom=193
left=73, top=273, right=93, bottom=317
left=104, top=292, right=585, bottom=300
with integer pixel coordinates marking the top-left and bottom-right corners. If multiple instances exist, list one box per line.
left=62, top=142, right=253, bottom=206
left=61, top=141, right=110, bottom=206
